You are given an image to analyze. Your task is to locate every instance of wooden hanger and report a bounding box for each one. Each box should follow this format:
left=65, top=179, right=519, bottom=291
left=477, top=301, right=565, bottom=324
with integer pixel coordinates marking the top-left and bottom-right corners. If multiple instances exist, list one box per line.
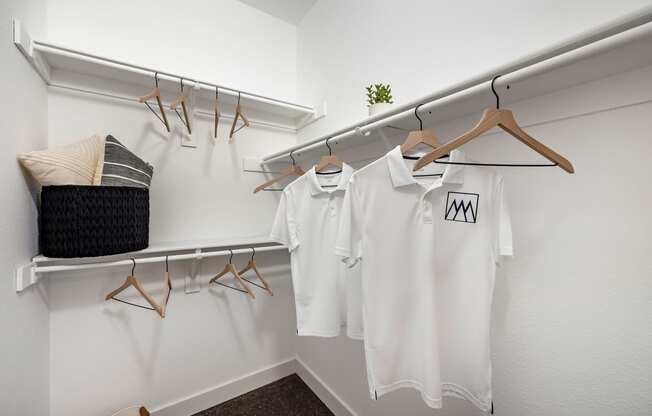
left=414, top=76, right=574, bottom=173
left=238, top=248, right=273, bottom=296
left=169, top=78, right=192, bottom=134
left=253, top=150, right=305, bottom=193
left=161, top=256, right=173, bottom=317
left=209, top=250, right=255, bottom=299
left=400, top=104, right=441, bottom=154
left=229, top=92, right=250, bottom=141
left=105, top=259, right=165, bottom=318
left=138, top=72, right=170, bottom=132
left=314, top=137, right=344, bottom=173
left=213, top=88, right=221, bottom=139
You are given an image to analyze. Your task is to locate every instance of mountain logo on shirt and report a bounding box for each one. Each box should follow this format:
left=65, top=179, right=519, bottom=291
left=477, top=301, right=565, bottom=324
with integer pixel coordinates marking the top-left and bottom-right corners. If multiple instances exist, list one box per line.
left=445, top=192, right=479, bottom=223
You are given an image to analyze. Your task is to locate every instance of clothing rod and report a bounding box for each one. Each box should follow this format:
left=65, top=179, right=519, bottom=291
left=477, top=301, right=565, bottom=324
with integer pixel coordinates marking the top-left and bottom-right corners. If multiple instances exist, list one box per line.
left=49, top=83, right=298, bottom=133
left=32, top=245, right=287, bottom=275
left=31, top=40, right=314, bottom=114
left=261, top=6, right=652, bottom=164
left=281, top=19, right=652, bottom=160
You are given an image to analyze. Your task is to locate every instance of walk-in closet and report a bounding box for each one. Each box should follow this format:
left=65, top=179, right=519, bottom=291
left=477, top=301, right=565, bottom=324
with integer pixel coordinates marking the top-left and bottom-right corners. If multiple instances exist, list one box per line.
left=2, top=1, right=652, bottom=415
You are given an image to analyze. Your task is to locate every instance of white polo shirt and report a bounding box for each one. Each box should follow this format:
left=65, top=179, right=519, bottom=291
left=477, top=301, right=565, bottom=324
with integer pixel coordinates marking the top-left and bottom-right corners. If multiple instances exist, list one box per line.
left=270, top=164, right=363, bottom=339
left=335, top=146, right=512, bottom=411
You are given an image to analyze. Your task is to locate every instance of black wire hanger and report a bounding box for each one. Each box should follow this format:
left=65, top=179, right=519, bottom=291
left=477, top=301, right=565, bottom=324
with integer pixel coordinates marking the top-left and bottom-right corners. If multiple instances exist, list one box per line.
left=239, top=247, right=273, bottom=294
left=315, top=136, right=343, bottom=177
left=209, top=249, right=255, bottom=297
left=402, top=103, right=448, bottom=178
left=258, top=149, right=307, bottom=192
left=413, top=75, right=560, bottom=169
left=108, top=258, right=158, bottom=312
left=162, top=255, right=172, bottom=312
left=406, top=75, right=558, bottom=169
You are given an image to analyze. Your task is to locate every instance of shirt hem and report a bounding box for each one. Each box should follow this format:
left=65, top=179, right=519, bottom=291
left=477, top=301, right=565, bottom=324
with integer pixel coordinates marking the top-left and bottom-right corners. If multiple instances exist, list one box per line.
left=441, top=382, right=491, bottom=412
left=500, top=245, right=513, bottom=256
left=297, top=329, right=342, bottom=338
left=372, top=379, right=442, bottom=409
left=333, top=246, right=350, bottom=257
left=347, top=331, right=364, bottom=340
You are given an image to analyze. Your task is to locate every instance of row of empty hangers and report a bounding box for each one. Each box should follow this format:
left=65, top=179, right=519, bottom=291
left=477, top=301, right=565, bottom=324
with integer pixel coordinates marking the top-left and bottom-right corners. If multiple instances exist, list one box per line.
left=104, top=248, right=272, bottom=317
left=253, top=75, right=574, bottom=193
left=253, top=137, right=345, bottom=193
left=137, top=72, right=250, bottom=141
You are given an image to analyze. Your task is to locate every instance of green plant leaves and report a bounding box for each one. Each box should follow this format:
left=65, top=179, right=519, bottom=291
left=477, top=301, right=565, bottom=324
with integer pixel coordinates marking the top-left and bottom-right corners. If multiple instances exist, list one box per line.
left=365, top=83, right=394, bottom=106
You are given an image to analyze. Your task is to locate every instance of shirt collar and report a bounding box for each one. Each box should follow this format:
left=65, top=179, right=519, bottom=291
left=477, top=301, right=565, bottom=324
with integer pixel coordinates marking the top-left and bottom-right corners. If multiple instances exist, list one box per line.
left=307, top=163, right=354, bottom=196
left=386, top=145, right=465, bottom=188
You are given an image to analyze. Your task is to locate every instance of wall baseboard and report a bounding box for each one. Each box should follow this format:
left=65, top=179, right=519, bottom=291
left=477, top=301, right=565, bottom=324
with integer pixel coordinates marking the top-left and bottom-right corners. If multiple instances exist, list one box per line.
left=294, top=357, right=358, bottom=416
left=151, top=358, right=297, bottom=416
left=150, top=357, right=356, bottom=416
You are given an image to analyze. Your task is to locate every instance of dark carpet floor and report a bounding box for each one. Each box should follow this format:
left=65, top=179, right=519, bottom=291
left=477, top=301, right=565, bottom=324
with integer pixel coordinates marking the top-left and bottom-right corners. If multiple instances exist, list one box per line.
left=192, top=374, right=334, bottom=416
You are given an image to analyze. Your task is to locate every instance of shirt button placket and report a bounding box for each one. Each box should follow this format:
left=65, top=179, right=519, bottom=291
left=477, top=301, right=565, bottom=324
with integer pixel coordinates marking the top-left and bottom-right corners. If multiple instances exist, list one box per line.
left=421, top=192, right=433, bottom=224
left=328, top=193, right=336, bottom=217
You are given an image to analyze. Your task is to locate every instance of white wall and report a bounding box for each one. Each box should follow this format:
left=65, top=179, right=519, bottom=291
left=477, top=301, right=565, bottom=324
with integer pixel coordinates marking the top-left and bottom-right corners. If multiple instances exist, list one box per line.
left=296, top=0, right=652, bottom=142
left=0, top=1, right=50, bottom=416
left=48, top=251, right=295, bottom=416
left=11, top=1, right=652, bottom=415
left=47, top=0, right=299, bottom=103
left=294, top=2, right=652, bottom=414
left=46, top=71, right=299, bottom=416
left=44, top=2, right=302, bottom=415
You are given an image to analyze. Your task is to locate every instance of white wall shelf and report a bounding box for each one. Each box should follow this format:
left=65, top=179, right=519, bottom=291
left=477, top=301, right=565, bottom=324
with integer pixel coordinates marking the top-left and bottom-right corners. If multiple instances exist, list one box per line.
left=258, top=9, right=652, bottom=165
left=12, top=18, right=318, bottom=130
left=16, top=236, right=287, bottom=293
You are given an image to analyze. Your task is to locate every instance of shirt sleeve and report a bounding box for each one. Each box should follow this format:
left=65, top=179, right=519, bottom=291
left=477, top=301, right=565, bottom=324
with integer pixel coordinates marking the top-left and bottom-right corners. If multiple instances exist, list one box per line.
left=335, top=177, right=362, bottom=267
left=270, top=190, right=299, bottom=251
left=495, top=176, right=513, bottom=265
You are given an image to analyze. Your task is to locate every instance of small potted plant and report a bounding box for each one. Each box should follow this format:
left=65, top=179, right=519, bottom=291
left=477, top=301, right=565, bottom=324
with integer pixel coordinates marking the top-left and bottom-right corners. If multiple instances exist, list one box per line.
left=366, top=83, right=394, bottom=116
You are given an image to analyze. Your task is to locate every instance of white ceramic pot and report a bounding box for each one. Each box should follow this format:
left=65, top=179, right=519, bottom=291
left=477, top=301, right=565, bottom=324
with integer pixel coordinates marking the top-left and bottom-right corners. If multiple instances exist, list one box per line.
left=368, top=102, right=392, bottom=116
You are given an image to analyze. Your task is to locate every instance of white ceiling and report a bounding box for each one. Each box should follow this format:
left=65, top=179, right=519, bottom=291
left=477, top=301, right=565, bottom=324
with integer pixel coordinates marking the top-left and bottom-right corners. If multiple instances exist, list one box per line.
left=238, top=0, right=318, bottom=25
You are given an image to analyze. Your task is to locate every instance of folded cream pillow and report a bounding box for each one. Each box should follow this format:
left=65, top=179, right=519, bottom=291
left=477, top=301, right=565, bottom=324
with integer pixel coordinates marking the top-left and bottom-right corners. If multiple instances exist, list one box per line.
left=18, top=135, right=105, bottom=186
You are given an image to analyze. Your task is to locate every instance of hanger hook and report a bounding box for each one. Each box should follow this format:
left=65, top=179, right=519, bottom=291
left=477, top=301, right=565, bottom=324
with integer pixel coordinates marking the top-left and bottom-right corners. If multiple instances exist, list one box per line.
left=180, top=78, right=184, bottom=93
left=215, top=87, right=219, bottom=100
left=228, top=249, right=234, bottom=264
left=325, top=137, right=333, bottom=156
left=491, top=75, right=501, bottom=109
left=289, top=149, right=297, bottom=166
left=237, top=92, right=241, bottom=106
left=250, top=247, right=255, bottom=261
left=165, top=255, right=169, bottom=273
left=131, top=258, right=136, bottom=275
left=154, top=72, right=159, bottom=88
left=414, top=103, right=424, bottom=131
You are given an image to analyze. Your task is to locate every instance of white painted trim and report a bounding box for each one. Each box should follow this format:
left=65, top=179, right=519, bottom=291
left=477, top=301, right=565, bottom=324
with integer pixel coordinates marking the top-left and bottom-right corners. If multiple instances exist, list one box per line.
left=151, top=358, right=297, bottom=416
left=148, top=357, right=357, bottom=416
left=295, top=357, right=358, bottom=416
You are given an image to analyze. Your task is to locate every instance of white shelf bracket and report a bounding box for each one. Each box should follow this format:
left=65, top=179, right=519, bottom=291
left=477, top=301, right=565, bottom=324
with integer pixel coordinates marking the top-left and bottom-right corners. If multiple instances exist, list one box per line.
left=12, top=18, right=51, bottom=83
left=16, top=262, right=38, bottom=293
left=297, top=100, right=327, bottom=131
left=185, top=248, right=202, bottom=294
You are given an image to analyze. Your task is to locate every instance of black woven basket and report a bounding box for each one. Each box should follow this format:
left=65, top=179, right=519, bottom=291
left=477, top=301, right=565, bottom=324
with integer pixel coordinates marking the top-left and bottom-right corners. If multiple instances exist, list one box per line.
left=39, top=185, right=149, bottom=258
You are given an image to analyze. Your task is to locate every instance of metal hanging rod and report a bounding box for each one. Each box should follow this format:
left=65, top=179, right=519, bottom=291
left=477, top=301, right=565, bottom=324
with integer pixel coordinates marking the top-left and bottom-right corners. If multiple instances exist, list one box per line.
left=30, top=40, right=314, bottom=114
left=16, top=244, right=287, bottom=292
left=261, top=6, right=652, bottom=164
left=49, top=83, right=298, bottom=133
